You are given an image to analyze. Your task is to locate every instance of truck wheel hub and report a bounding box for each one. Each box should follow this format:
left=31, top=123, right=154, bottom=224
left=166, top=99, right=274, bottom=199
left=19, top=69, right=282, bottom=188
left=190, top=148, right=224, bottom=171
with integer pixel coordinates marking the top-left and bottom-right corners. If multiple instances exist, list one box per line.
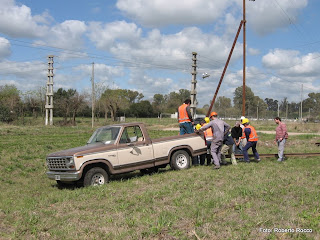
left=92, top=173, right=105, bottom=185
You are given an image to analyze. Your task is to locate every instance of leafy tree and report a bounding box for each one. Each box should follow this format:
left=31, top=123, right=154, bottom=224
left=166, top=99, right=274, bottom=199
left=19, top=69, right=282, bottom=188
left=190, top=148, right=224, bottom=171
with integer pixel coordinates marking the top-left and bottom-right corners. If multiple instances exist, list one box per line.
left=264, top=98, right=278, bottom=112
left=213, top=96, right=232, bottom=117
left=166, top=89, right=190, bottom=113
left=129, top=100, right=155, bottom=117
left=0, top=85, right=21, bottom=122
left=253, top=96, right=268, bottom=119
left=303, top=92, right=320, bottom=118
left=69, top=92, right=86, bottom=125
left=233, top=86, right=255, bottom=116
left=100, top=89, right=144, bottom=121
left=152, top=94, right=167, bottom=116
left=54, top=88, right=86, bottom=125
left=23, top=90, right=44, bottom=118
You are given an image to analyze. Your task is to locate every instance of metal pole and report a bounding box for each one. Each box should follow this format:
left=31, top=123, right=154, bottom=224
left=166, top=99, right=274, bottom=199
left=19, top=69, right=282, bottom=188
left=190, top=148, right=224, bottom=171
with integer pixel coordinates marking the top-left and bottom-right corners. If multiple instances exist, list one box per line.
left=300, top=84, right=303, bottom=121
left=45, top=55, right=54, bottom=126
left=206, top=21, right=244, bottom=117
left=190, top=52, right=197, bottom=118
left=91, top=62, right=95, bottom=128
left=242, top=0, right=246, bottom=116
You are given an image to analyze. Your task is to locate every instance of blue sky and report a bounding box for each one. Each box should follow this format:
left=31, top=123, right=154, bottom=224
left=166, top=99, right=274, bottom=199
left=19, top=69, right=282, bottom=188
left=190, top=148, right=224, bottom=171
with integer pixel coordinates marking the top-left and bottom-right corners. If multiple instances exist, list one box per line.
left=0, top=0, right=320, bottom=108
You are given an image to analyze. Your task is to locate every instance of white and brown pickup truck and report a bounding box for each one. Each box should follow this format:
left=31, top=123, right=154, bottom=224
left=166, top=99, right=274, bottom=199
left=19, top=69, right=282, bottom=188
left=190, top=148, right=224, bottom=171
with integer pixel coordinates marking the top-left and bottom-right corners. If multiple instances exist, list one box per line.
left=46, top=122, right=206, bottom=187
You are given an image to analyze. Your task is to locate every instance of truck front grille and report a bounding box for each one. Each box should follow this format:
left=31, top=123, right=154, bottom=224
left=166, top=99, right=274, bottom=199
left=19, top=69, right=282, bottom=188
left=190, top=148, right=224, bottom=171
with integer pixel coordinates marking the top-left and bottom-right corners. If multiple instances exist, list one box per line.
left=47, top=157, right=71, bottom=170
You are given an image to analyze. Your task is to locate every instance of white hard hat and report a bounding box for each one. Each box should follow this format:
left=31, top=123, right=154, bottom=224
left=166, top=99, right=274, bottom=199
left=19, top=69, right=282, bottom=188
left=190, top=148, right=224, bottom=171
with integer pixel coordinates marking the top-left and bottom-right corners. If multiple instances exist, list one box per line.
left=240, top=116, right=245, bottom=120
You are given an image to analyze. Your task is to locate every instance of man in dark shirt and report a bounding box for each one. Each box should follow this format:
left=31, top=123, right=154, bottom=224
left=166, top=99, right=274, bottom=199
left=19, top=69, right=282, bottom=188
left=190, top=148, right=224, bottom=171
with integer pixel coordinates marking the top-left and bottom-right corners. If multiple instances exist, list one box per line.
left=221, top=129, right=237, bottom=165
left=231, top=121, right=243, bottom=154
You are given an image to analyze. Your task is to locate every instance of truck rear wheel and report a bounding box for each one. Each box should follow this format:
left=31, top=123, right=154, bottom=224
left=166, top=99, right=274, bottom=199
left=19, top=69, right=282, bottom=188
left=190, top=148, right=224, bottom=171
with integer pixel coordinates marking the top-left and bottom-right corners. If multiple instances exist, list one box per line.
left=83, top=167, right=109, bottom=187
left=170, top=150, right=190, bottom=170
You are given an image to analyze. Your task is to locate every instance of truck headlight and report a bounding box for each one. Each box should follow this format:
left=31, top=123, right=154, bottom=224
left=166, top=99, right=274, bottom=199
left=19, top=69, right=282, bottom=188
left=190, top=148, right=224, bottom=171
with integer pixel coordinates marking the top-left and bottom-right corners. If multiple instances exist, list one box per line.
left=65, top=157, right=75, bottom=168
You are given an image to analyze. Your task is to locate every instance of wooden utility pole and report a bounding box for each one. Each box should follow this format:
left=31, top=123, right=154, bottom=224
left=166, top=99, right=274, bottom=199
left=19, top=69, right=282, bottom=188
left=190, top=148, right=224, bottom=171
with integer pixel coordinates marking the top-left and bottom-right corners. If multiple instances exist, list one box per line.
left=242, top=0, right=247, bottom=116
left=206, top=21, right=244, bottom=117
left=206, top=1, right=254, bottom=117
left=190, top=52, right=197, bottom=118
left=91, top=62, right=95, bottom=128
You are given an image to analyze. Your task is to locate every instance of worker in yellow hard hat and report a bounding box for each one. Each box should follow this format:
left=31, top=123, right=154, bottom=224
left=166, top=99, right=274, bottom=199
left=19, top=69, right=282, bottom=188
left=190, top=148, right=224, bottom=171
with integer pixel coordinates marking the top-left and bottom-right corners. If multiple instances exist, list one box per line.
left=241, top=118, right=260, bottom=163
left=197, top=118, right=213, bottom=165
left=240, top=116, right=247, bottom=148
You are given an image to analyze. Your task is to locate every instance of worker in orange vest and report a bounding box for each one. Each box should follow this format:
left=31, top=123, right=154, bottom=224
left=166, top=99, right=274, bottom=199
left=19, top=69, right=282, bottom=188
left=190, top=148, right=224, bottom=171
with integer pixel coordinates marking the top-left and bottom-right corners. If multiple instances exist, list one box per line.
left=241, top=118, right=260, bottom=163
left=178, top=99, right=194, bottom=135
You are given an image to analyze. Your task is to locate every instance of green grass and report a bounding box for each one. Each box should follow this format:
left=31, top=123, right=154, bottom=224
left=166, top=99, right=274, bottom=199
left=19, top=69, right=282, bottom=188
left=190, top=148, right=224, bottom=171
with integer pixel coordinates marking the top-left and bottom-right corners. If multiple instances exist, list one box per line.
left=0, top=120, right=319, bottom=239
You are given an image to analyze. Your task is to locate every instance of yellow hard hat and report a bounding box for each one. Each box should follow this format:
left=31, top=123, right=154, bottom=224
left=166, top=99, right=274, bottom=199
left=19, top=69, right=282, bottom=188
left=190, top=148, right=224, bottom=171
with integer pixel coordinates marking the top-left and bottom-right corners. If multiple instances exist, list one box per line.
left=242, top=118, right=249, bottom=124
left=195, top=124, right=202, bottom=130
left=204, top=117, right=210, bottom=123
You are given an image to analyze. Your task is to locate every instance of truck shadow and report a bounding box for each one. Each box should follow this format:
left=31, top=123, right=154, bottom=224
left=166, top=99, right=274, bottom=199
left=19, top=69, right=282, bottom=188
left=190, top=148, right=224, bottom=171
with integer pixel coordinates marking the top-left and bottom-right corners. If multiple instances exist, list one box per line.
left=52, top=168, right=172, bottom=190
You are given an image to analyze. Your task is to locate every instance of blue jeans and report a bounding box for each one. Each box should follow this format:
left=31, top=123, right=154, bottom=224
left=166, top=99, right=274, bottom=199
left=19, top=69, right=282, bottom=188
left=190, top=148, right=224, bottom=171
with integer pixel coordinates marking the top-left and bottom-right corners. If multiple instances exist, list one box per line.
left=233, top=142, right=243, bottom=154
left=242, top=141, right=259, bottom=162
left=179, top=122, right=194, bottom=135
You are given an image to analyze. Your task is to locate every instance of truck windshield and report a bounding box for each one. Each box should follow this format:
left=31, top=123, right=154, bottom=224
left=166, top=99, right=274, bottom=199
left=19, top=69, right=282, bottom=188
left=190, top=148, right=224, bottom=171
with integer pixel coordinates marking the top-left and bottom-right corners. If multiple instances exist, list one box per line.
left=87, top=126, right=120, bottom=144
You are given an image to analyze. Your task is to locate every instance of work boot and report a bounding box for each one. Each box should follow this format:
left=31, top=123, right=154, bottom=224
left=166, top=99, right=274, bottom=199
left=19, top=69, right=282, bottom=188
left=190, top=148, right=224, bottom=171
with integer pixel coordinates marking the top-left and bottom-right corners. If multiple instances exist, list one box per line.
left=213, top=165, right=220, bottom=170
left=231, top=158, right=238, bottom=165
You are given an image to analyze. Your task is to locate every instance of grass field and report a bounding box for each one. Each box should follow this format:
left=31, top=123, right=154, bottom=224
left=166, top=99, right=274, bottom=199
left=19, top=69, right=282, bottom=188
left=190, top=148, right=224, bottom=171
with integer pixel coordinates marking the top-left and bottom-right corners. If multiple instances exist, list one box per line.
left=0, top=119, right=319, bottom=239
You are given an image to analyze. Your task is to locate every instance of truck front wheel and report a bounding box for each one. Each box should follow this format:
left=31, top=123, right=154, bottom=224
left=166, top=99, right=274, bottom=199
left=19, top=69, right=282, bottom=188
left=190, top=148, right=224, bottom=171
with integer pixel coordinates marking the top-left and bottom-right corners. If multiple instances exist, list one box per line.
left=83, top=167, right=109, bottom=187
left=170, top=150, right=190, bottom=170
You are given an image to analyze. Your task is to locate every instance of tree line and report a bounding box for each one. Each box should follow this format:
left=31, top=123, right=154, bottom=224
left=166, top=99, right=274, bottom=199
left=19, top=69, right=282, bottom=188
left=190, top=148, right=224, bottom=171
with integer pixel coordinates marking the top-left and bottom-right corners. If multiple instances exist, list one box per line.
left=0, top=84, right=319, bottom=125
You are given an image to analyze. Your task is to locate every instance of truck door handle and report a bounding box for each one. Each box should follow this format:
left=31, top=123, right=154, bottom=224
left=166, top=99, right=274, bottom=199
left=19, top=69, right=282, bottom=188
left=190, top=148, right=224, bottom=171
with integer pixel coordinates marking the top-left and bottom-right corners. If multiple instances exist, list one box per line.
left=108, top=154, right=116, bottom=157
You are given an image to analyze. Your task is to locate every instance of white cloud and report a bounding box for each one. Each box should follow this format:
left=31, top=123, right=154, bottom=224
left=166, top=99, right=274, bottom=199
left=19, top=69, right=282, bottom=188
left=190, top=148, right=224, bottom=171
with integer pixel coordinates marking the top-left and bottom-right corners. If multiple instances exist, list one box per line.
left=262, top=49, right=320, bottom=77
left=0, top=37, right=11, bottom=59
left=74, top=63, right=124, bottom=85
left=0, top=60, right=47, bottom=91
left=116, top=0, right=308, bottom=36
left=248, top=48, right=260, bottom=56
left=246, top=0, right=308, bottom=35
left=30, top=20, right=88, bottom=60
left=46, top=20, right=87, bottom=50
left=0, top=0, right=50, bottom=38
left=116, top=0, right=232, bottom=27
left=88, top=21, right=142, bottom=50
left=88, top=22, right=243, bottom=72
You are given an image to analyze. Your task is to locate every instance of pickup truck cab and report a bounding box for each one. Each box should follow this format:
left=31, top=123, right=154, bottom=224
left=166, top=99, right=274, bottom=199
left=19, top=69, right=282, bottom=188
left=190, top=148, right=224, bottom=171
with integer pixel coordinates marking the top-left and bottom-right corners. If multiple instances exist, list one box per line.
left=46, top=122, right=206, bottom=187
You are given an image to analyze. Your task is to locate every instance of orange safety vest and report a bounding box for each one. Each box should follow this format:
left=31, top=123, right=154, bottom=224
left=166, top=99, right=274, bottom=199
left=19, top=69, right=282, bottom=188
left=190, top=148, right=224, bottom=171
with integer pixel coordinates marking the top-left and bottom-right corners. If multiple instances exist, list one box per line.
left=203, top=123, right=213, bottom=141
left=242, top=125, right=258, bottom=142
left=178, top=103, right=191, bottom=123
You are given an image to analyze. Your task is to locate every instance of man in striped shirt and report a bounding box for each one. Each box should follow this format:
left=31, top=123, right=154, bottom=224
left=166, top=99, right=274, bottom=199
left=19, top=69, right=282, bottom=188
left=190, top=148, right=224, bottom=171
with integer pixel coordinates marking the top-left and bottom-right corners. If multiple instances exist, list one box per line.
left=274, top=117, right=288, bottom=162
